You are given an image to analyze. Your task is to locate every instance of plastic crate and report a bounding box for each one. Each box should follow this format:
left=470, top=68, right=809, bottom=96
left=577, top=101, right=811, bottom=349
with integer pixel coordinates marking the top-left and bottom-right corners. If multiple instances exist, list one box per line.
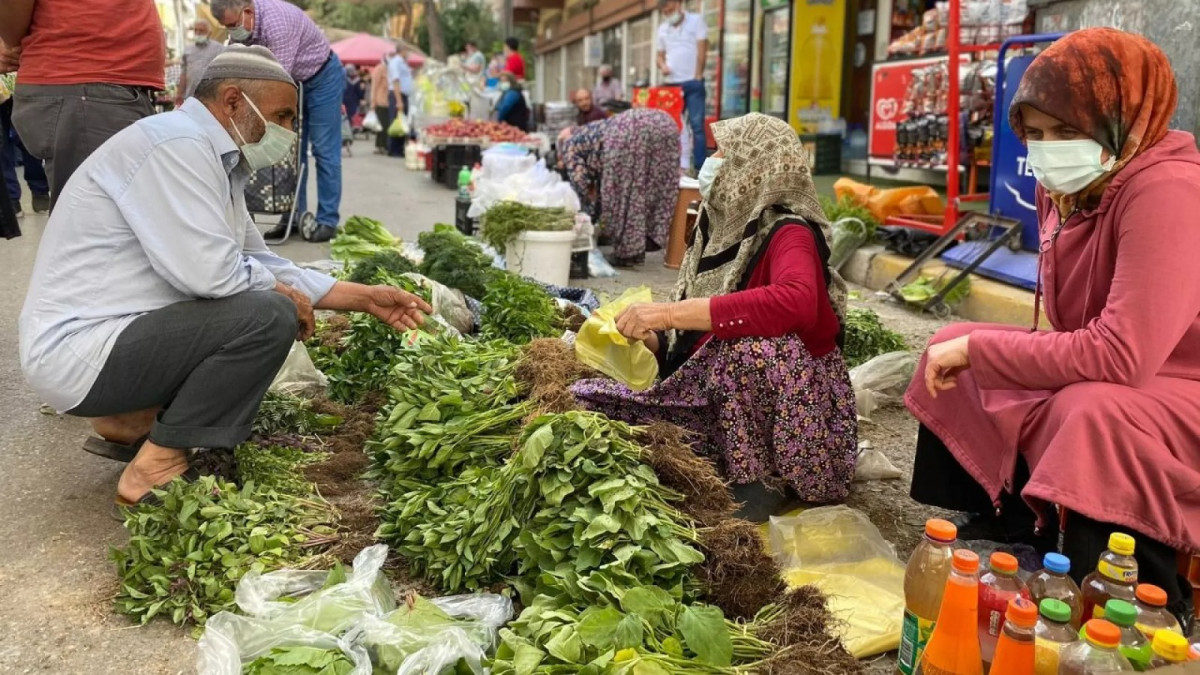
left=431, top=143, right=483, bottom=189
left=799, top=133, right=843, bottom=175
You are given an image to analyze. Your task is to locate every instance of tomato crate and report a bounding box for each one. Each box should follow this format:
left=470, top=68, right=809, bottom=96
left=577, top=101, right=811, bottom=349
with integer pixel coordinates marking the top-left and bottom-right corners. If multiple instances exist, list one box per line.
left=430, top=143, right=483, bottom=190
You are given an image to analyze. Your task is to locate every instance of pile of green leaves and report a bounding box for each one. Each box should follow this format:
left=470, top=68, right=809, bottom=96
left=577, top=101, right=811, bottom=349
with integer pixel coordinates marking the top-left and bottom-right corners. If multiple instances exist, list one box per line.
left=493, top=589, right=777, bottom=674
left=111, top=476, right=336, bottom=627
left=253, top=391, right=343, bottom=437
left=376, top=411, right=701, bottom=599
left=364, top=594, right=495, bottom=673
left=242, top=646, right=355, bottom=675
left=843, top=307, right=908, bottom=368
left=343, top=249, right=419, bottom=285
left=480, top=273, right=562, bottom=344
left=330, top=215, right=403, bottom=263
left=417, top=224, right=499, bottom=300
left=480, top=201, right=575, bottom=255
left=899, top=273, right=971, bottom=307
left=820, top=194, right=879, bottom=235
left=235, top=442, right=328, bottom=496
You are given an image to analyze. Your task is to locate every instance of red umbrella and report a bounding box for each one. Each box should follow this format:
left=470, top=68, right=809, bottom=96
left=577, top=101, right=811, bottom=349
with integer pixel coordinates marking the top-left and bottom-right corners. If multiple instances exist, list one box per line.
left=331, top=33, right=399, bottom=67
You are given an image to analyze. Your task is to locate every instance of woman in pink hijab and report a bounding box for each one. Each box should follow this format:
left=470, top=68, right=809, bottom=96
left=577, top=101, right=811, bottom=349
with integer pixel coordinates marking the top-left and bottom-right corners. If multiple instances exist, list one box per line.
left=906, top=28, right=1197, bottom=631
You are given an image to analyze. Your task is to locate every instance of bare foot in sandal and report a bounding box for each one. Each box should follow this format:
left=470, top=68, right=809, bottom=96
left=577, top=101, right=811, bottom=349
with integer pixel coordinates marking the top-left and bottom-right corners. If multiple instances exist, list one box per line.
left=116, top=441, right=188, bottom=505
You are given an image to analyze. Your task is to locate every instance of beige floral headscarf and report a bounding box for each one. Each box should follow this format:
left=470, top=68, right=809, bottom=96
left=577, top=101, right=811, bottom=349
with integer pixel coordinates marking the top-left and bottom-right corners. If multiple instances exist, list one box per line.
left=667, top=113, right=847, bottom=359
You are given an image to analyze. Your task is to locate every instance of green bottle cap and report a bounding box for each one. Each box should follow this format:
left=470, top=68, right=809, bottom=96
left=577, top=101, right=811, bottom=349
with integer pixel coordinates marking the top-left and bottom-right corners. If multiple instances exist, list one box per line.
left=1103, top=599, right=1137, bottom=627
left=1039, top=598, right=1072, bottom=624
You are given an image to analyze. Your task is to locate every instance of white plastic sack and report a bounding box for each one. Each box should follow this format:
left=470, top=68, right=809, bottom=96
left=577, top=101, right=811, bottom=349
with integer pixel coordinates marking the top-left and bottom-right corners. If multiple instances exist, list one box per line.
left=853, top=440, right=903, bottom=482
left=197, top=613, right=372, bottom=675
left=481, top=147, right=537, bottom=176
left=850, top=351, right=917, bottom=422
left=270, top=341, right=328, bottom=397
left=235, top=544, right=397, bottom=635
left=363, top=109, right=382, bottom=133
left=588, top=248, right=619, bottom=278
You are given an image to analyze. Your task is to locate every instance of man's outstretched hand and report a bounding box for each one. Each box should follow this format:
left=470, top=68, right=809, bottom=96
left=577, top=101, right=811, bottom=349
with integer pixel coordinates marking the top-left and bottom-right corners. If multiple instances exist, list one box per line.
left=363, top=285, right=432, bottom=331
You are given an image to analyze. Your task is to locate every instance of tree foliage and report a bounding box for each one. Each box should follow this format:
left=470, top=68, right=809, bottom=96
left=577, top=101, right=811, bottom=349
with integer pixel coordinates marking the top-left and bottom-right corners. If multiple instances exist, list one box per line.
left=287, top=0, right=395, bottom=34
left=416, top=0, right=501, bottom=58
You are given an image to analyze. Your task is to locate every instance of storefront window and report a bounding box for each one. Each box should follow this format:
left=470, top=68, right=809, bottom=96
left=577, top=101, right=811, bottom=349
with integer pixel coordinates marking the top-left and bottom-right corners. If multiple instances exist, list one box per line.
left=700, top=0, right=721, bottom=119
left=565, top=40, right=588, bottom=94
left=602, top=25, right=624, bottom=83
left=628, top=16, right=654, bottom=87
left=720, top=0, right=752, bottom=116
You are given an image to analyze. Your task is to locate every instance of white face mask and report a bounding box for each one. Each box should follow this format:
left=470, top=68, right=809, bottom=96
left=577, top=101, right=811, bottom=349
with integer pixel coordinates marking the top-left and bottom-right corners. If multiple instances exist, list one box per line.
left=228, top=10, right=252, bottom=43
left=230, top=92, right=297, bottom=171
left=697, top=157, right=724, bottom=201
left=1025, top=139, right=1116, bottom=195
left=670, top=11, right=685, bottom=25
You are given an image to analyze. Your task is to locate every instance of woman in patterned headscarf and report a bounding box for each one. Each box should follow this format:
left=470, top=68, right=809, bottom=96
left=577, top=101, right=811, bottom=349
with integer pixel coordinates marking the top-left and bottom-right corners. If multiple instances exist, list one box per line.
left=906, top=28, right=1198, bottom=631
left=558, top=108, right=679, bottom=266
left=571, top=113, right=858, bottom=520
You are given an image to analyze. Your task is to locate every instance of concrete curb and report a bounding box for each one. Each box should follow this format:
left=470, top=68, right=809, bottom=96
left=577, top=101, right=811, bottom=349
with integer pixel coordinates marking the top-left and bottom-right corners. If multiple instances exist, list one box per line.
left=841, top=245, right=1038, bottom=328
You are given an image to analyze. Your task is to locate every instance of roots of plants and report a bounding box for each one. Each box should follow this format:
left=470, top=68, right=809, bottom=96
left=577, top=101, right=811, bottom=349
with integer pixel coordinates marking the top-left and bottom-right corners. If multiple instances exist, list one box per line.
left=514, top=338, right=593, bottom=416
left=755, top=587, right=862, bottom=675
left=696, top=519, right=784, bottom=620
left=639, top=422, right=736, bottom=527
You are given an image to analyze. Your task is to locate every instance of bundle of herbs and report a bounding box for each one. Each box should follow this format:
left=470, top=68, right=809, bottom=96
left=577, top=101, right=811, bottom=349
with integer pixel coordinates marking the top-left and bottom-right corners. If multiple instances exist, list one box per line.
left=242, top=646, right=356, bottom=675
left=479, top=273, right=563, bottom=345
left=479, top=201, right=574, bottom=255
left=343, top=248, right=419, bottom=286
left=253, top=391, right=343, bottom=438
left=842, top=307, right=908, bottom=368
left=417, top=224, right=499, bottom=300
left=111, top=476, right=337, bottom=627
left=899, top=272, right=971, bottom=307
left=329, top=216, right=404, bottom=263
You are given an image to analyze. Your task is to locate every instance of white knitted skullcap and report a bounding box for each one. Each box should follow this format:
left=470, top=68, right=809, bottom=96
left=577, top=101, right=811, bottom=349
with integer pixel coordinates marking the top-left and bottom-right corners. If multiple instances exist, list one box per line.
left=200, top=44, right=296, bottom=87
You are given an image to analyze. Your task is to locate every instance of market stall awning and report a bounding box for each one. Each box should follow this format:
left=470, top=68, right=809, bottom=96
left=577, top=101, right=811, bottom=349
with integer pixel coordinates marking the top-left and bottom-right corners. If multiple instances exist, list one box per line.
left=331, top=33, right=401, bottom=67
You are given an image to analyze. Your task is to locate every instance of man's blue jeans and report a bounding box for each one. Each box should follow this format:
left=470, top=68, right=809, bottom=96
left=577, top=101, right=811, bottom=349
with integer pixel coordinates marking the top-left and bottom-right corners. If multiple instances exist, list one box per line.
left=680, top=79, right=707, bottom=171
left=297, top=53, right=344, bottom=227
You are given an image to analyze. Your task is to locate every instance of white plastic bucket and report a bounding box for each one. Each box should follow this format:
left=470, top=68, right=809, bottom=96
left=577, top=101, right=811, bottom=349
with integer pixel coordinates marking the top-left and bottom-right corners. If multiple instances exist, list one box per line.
left=506, top=229, right=576, bottom=287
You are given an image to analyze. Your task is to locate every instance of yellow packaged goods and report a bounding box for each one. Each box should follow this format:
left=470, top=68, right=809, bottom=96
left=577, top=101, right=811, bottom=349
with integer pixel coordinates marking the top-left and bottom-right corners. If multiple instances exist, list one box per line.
left=574, top=287, right=659, bottom=391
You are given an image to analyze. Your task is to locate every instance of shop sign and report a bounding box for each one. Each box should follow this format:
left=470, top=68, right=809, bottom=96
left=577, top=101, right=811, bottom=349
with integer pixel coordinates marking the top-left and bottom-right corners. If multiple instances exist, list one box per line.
left=633, top=86, right=685, bottom=130
left=789, top=0, right=846, bottom=134
left=868, top=56, right=963, bottom=157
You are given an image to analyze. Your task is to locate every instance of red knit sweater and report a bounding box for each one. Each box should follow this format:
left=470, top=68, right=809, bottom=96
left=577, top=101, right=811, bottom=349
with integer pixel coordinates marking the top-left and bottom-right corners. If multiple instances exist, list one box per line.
left=705, top=223, right=840, bottom=357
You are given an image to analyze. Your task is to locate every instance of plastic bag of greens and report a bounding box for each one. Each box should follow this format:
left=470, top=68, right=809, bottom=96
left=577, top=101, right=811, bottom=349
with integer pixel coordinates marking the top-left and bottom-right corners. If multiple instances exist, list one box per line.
left=574, top=286, right=659, bottom=390
left=196, top=612, right=372, bottom=675
left=402, top=273, right=473, bottom=335
left=352, top=592, right=512, bottom=675
left=849, top=351, right=917, bottom=422
left=269, top=341, right=329, bottom=397
left=235, top=545, right=397, bottom=636
left=828, top=217, right=871, bottom=270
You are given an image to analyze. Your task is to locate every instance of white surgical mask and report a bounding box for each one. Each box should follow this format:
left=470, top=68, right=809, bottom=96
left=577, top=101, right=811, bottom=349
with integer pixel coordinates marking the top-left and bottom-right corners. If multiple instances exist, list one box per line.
left=670, top=11, right=685, bottom=25
left=228, top=10, right=252, bottom=43
left=1025, top=139, right=1116, bottom=195
left=697, top=156, right=724, bottom=201
left=195, top=35, right=209, bottom=46
left=231, top=92, right=296, bottom=171
left=499, top=81, right=511, bottom=91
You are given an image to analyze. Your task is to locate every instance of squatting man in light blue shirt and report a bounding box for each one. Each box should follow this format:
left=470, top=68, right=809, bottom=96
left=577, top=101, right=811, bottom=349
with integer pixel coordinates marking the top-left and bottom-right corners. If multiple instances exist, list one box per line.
left=18, top=46, right=431, bottom=506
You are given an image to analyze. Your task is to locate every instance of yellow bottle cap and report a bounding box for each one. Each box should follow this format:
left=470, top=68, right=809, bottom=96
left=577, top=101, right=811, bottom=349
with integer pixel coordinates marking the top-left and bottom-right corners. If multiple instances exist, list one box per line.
left=1108, top=532, right=1136, bottom=556
left=1151, top=630, right=1190, bottom=662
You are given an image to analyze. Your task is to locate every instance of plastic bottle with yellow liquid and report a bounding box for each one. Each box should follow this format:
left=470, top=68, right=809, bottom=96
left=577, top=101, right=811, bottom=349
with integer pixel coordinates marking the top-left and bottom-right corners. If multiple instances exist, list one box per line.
left=1034, top=598, right=1079, bottom=674
left=915, top=550, right=983, bottom=675
left=1146, top=630, right=1191, bottom=668
left=897, top=519, right=958, bottom=675
left=1081, top=533, right=1138, bottom=623
left=1132, top=584, right=1183, bottom=641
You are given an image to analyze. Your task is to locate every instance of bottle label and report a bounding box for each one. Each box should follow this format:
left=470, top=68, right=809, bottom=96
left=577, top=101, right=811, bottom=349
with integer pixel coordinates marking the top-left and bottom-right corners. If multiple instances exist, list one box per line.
left=1034, top=638, right=1064, bottom=675
left=898, top=609, right=935, bottom=675
left=1097, top=559, right=1137, bottom=583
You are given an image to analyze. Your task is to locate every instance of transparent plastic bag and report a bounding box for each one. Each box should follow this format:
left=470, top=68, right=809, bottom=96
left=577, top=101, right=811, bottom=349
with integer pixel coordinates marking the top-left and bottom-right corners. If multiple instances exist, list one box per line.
left=352, top=593, right=513, bottom=674
left=588, top=249, right=619, bottom=278
left=853, top=440, right=903, bottom=482
left=850, top=351, right=918, bottom=422
left=574, top=286, right=659, bottom=391
left=768, top=505, right=905, bottom=658
left=235, top=544, right=397, bottom=636
left=270, top=341, right=328, bottom=397
left=402, top=272, right=473, bottom=334
left=197, top=613, right=372, bottom=675
left=829, top=217, right=870, bottom=270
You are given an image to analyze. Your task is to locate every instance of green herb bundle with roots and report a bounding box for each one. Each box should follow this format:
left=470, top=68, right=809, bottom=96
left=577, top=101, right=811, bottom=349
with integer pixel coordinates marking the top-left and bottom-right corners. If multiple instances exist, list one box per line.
left=480, top=201, right=574, bottom=255
left=843, top=307, right=908, bottom=368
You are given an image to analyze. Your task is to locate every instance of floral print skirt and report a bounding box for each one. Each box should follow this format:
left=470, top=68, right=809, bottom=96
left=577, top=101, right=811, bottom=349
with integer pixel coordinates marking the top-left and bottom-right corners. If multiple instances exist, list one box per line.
left=570, top=335, right=858, bottom=503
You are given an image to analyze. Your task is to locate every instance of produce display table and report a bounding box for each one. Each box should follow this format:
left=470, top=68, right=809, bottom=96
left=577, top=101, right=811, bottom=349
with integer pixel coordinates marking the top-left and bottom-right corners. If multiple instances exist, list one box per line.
left=665, top=185, right=701, bottom=270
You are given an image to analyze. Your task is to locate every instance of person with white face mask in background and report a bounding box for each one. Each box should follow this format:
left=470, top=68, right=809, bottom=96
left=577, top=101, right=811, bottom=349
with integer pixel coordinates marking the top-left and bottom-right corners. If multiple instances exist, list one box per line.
left=176, top=20, right=226, bottom=108
left=908, top=28, right=1199, bottom=633
left=655, top=0, right=709, bottom=175
left=18, top=46, right=431, bottom=508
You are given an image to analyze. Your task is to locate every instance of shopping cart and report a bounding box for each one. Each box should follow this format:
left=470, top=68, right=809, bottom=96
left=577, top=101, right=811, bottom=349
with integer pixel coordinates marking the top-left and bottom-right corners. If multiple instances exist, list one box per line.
left=246, top=82, right=314, bottom=244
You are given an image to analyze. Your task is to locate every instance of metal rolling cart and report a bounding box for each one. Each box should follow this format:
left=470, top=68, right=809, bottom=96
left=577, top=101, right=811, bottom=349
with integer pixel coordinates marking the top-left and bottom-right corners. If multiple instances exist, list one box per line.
left=885, top=32, right=1064, bottom=317
left=246, top=82, right=315, bottom=244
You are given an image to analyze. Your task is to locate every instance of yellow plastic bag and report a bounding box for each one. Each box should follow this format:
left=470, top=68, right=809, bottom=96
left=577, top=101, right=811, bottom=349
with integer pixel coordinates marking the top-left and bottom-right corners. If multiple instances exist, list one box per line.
left=767, top=505, right=906, bottom=659
left=574, top=287, right=660, bottom=391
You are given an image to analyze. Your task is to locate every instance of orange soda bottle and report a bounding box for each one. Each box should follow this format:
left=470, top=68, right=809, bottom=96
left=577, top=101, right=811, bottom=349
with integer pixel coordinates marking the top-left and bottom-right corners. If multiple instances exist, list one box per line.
left=990, top=596, right=1038, bottom=674
left=916, top=550, right=983, bottom=675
